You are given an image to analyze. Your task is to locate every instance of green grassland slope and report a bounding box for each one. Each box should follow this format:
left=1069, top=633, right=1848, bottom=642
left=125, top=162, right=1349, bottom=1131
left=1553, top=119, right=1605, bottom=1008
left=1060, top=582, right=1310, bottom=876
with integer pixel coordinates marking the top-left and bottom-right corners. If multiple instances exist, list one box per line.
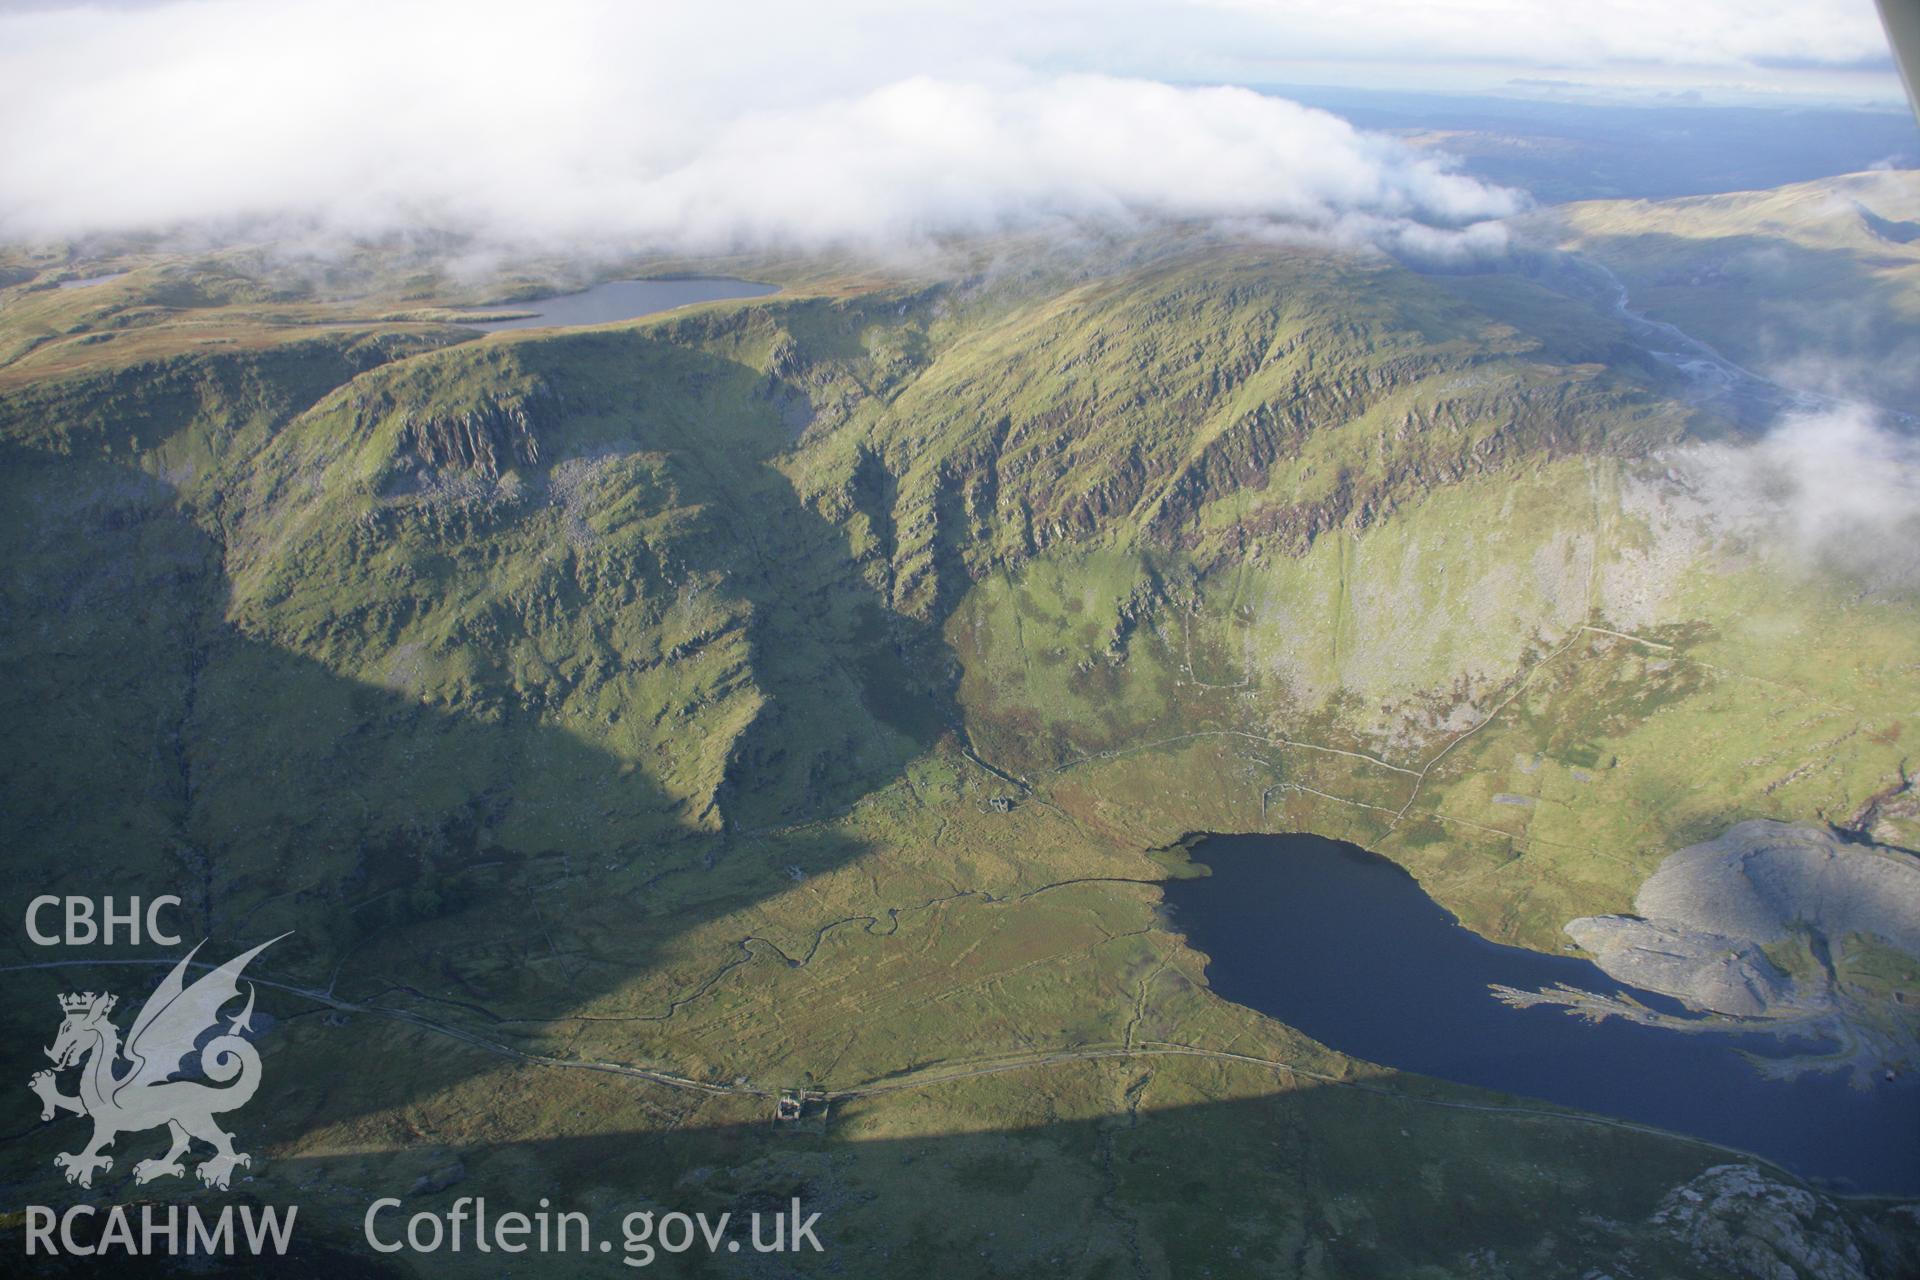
left=1, top=214, right=1916, bottom=1278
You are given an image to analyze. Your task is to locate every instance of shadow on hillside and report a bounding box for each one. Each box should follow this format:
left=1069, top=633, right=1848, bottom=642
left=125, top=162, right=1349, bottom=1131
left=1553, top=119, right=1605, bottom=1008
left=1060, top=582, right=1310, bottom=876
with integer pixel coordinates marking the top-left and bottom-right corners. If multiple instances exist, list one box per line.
left=0, top=323, right=958, bottom=1145
left=8, top=1057, right=1869, bottom=1280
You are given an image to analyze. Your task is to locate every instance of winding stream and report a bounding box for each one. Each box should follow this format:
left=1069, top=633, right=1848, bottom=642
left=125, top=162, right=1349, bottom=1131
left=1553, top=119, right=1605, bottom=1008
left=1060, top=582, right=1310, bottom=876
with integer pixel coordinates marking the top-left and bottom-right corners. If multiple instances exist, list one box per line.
left=1559, top=254, right=1918, bottom=432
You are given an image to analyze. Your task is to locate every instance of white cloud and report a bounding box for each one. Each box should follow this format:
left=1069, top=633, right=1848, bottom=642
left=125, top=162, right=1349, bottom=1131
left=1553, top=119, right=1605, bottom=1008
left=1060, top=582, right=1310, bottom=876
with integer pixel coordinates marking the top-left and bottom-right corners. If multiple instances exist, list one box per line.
left=0, top=0, right=1887, bottom=254
left=1675, top=405, right=1920, bottom=588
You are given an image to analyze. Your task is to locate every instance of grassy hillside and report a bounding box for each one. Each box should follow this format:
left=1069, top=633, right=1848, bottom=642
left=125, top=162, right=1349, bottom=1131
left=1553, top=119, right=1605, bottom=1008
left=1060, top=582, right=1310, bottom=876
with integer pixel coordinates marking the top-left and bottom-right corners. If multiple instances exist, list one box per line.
left=1, top=226, right=1915, bottom=1277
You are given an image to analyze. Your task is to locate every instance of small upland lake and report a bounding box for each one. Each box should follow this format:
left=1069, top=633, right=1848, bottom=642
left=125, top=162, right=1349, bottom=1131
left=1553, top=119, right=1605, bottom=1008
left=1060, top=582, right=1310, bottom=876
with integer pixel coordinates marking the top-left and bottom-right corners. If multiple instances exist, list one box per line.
left=462, top=277, right=777, bottom=331
left=1163, top=833, right=1920, bottom=1194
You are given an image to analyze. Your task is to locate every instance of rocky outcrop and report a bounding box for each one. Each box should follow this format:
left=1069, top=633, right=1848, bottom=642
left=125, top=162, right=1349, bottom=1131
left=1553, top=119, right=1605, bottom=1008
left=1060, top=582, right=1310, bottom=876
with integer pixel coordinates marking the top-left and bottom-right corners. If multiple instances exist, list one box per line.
left=1635, top=821, right=1920, bottom=957
left=1565, top=916, right=1800, bottom=1018
left=393, top=392, right=543, bottom=479
left=1565, top=821, right=1920, bottom=1017
left=1650, top=1164, right=1887, bottom=1280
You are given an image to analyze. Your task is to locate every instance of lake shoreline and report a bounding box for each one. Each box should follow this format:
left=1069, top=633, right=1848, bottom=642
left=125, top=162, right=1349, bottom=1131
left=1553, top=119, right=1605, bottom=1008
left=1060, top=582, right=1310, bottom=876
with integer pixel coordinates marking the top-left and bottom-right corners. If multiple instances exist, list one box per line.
left=1163, top=831, right=1920, bottom=1194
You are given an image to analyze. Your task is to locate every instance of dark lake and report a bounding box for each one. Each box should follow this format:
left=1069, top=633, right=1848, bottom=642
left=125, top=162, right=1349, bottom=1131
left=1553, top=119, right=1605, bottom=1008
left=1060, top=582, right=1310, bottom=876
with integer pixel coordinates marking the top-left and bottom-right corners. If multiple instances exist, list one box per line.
left=1163, top=832, right=1920, bottom=1194
left=462, top=277, right=777, bottom=332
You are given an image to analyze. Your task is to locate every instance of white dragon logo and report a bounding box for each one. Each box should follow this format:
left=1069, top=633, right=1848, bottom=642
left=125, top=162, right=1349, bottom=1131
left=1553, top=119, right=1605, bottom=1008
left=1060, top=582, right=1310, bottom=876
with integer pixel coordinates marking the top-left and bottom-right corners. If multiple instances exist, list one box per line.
left=28, top=936, right=283, bottom=1191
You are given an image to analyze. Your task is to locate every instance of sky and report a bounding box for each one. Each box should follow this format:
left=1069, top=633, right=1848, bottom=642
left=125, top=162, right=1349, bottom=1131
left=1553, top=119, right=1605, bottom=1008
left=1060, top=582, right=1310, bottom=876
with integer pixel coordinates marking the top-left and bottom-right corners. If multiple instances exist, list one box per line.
left=0, top=0, right=1907, bottom=252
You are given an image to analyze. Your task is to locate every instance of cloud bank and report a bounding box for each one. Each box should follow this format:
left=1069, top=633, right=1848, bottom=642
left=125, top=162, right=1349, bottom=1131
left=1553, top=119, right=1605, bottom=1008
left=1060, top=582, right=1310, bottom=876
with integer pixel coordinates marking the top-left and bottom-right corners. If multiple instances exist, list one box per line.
left=0, top=0, right=1629, bottom=257
left=1675, top=405, right=1920, bottom=588
left=1, top=0, right=1897, bottom=254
